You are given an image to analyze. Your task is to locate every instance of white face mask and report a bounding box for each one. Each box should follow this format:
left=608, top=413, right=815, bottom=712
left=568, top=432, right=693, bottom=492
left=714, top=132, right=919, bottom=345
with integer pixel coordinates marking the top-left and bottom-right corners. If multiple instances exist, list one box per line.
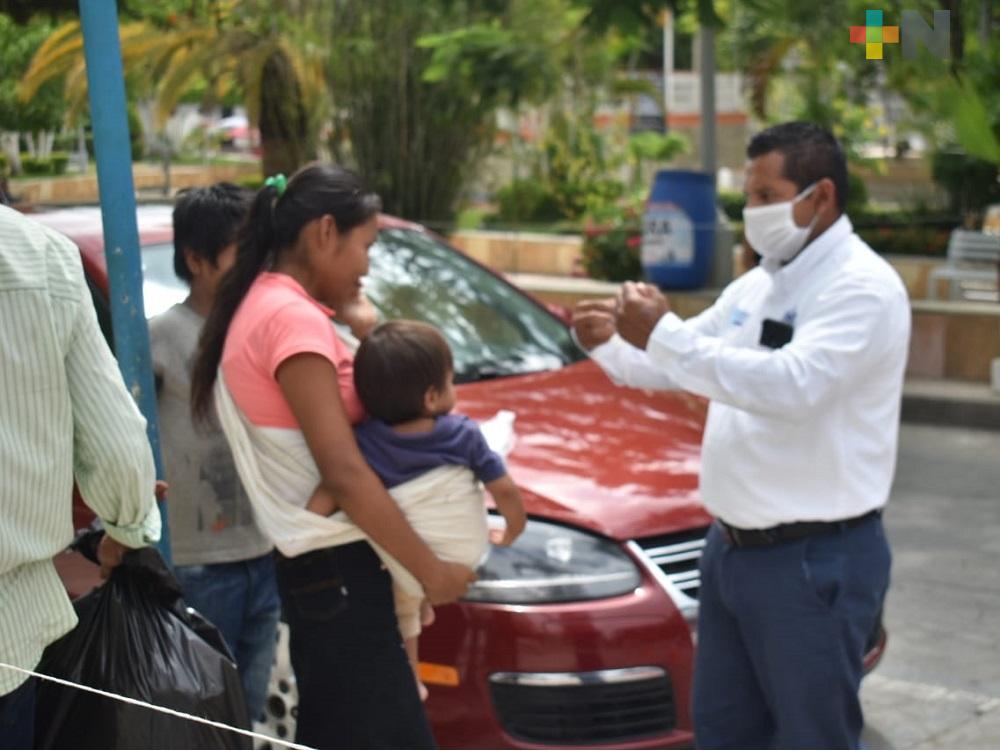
left=742, top=182, right=819, bottom=269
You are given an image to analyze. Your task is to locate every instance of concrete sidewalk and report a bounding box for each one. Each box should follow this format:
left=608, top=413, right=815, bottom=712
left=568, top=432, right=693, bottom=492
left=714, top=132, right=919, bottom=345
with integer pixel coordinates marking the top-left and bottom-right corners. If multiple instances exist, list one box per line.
left=860, top=424, right=1000, bottom=748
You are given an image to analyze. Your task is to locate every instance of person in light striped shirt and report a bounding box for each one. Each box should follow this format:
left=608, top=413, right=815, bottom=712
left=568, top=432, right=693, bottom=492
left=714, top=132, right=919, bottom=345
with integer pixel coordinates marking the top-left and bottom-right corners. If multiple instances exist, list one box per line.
left=0, top=204, right=161, bottom=748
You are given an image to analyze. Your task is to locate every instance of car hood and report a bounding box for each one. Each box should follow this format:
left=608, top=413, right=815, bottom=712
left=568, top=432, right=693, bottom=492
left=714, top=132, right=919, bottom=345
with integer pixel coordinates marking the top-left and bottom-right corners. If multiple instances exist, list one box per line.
left=456, top=359, right=711, bottom=541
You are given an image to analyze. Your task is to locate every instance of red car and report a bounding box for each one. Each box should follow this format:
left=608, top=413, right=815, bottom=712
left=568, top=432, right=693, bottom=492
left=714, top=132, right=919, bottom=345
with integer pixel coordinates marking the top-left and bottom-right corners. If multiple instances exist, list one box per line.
left=33, top=205, right=883, bottom=749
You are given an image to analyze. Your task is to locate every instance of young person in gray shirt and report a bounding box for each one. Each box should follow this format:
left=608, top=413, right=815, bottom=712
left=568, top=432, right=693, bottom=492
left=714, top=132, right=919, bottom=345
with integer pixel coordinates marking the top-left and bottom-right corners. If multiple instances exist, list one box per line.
left=149, top=183, right=278, bottom=723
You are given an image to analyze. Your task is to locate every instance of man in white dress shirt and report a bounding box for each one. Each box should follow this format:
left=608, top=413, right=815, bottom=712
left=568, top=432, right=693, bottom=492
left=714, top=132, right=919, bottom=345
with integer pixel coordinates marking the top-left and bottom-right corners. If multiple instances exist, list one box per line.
left=573, top=122, right=911, bottom=749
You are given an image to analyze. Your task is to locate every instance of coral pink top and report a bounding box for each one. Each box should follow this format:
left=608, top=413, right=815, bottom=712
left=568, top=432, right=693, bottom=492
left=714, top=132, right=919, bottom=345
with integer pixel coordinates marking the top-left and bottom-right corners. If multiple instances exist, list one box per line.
left=221, top=272, right=364, bottom=428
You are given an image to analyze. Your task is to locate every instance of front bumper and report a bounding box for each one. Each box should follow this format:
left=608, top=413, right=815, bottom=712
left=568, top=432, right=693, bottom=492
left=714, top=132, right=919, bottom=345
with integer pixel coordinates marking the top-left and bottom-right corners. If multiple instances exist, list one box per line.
left=420, top=554, right=696, bottom=749
left=488, top=667, right=677, bottom=746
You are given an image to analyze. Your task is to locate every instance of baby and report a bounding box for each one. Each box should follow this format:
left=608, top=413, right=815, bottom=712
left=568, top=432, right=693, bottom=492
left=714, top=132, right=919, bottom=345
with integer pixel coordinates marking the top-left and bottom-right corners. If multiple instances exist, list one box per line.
left=308, top=319, right=526, bottom=699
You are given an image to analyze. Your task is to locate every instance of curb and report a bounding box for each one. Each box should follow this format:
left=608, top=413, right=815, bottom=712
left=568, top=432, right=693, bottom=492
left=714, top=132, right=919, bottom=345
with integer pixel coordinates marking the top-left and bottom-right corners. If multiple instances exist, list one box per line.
left=901, top=396, right=1000, bottom=430
left=901, top=381, right=1000, bottom=430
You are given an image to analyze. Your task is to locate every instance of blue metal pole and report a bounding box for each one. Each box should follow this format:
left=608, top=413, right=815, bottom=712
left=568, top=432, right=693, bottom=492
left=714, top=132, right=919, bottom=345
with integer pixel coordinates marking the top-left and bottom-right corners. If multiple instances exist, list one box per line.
left=79, top=0, right=171, bottom=563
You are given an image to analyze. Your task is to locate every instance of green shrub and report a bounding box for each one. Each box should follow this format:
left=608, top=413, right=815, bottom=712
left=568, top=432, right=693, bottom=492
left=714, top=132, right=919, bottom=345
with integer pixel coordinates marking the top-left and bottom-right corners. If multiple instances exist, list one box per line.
left=852, top=205, right=959, bottom=257
left=0, top=152, right=7, bottom=176
left=717, top=190, right=745, bottom=221
left=540, top=112, right=627, bottom=220
left=53, top=133, right=77, bottom=153
left=50, top=152, right=69, bottom=175
left=855, top=222, right=954, bottom=257
left=495, top=178, right=566, bottom=224
left=21, top=155, right=50, bottom=175
left=579, top=190, right=648, bottom=282
left=128, top=107, right=144, bottom=161
left=581, top=225, right=643, bottom=282
left=551, top=177, right=625, bottom=222
left=932, top=150, right=1000, bottom=215
left=846, top=171, right=868, bottom=215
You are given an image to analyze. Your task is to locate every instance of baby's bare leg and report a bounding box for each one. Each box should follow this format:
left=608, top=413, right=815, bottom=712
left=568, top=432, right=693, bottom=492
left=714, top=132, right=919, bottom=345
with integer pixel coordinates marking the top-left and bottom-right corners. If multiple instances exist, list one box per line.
left=420, top=600, right=435, bottom=627
left=404, top=636, right=429, bottom=702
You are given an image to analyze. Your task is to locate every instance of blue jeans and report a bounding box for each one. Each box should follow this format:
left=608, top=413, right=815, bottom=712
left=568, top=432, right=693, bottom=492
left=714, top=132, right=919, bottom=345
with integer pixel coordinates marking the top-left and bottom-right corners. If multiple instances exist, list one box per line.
left=276, top=541, right=436, bottom=749
left=693, top=515, right=891, bottom=749
left=174, top=553, right=280, bottom=723
left=0, top=678, right=35, bottom=749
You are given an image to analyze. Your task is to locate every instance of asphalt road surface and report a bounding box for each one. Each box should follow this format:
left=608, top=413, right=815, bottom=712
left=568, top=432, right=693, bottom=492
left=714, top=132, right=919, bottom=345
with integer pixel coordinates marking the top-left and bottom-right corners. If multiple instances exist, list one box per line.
left=861, top=423, right=1000, bottom=749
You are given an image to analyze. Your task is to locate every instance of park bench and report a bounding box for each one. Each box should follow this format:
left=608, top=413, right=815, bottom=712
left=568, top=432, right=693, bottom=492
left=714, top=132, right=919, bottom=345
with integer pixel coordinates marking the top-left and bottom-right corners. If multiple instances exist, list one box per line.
left=926, top=230, right=1000, bottom=302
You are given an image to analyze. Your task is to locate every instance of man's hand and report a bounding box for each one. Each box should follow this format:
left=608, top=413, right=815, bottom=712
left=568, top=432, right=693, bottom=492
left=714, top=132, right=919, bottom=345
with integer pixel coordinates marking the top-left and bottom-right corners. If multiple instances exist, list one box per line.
left=571, top=298, right=618, bottom=351
left=96, top=534, right=133, bottom=579
left=95, top=481, right=165, bottom=577
left=422, top=559, right=477, bottom=605
left=616, top=282, right=671, bottom=350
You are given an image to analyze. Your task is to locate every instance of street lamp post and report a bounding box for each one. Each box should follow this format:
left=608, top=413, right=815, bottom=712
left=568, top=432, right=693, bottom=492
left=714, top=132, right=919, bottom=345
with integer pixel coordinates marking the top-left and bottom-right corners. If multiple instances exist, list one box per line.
left=699, top=25, right=717, bottom=176
left=78, top=0, right=171, bottom=562
left=662, top=9, right=674, bottom=130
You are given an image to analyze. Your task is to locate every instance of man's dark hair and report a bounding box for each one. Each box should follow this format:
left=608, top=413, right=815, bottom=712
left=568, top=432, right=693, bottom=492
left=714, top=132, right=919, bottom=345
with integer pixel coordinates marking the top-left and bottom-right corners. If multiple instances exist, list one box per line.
left=354, top=320, right=454, bottom=425
left=172, top=182, right=252, bottom=282
left=747, top=122, right=849, bottom=212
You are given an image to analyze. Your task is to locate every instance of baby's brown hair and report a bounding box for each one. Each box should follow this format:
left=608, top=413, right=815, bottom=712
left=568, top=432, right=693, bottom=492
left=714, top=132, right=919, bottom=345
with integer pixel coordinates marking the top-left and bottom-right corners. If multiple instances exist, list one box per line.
left=353, top=320, right=454, bottom=425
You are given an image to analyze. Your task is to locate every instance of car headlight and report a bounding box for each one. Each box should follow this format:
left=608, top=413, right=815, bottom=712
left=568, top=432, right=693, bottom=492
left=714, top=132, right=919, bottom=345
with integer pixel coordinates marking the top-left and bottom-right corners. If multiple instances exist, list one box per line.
left=462, top=518, right=641, bottom=604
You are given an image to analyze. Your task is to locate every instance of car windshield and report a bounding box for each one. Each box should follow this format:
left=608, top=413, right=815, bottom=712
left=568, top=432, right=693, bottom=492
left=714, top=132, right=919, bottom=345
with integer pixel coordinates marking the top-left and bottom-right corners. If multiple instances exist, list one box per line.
left=140, top=243, right=189, bottom=318
left=365, top=228, right=583, bottom=381
left=138, top=228, right=583, bottom=381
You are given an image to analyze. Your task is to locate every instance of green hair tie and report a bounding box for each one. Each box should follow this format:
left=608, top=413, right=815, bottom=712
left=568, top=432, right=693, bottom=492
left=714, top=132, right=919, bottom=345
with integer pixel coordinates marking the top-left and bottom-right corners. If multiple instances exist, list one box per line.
left=264, top=173, right=287, bottom=196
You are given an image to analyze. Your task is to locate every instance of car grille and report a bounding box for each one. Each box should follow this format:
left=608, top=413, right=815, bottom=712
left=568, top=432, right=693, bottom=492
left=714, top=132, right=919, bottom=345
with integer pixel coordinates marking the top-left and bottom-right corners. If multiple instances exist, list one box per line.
left=489, top=668, right=676, bottom=745
left=631, top=526, right=710, bottom=602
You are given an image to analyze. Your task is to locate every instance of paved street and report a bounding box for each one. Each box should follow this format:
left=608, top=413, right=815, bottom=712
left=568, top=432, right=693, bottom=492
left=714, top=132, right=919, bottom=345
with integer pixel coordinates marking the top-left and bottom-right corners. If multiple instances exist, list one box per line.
left=862, top=424, right=1000, bottom=749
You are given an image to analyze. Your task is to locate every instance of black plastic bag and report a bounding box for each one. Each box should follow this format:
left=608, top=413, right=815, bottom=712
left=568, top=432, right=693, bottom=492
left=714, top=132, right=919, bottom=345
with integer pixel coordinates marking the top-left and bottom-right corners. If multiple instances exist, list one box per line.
left=34, top=534, right=251, bottom=749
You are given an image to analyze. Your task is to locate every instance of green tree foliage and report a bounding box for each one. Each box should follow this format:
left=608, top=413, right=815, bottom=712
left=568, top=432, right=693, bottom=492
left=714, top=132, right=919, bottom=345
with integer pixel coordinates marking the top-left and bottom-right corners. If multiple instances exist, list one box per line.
left=892, top=6, right=999, bottom=162
left=729, top=0, right=999, bottom=213
left=0, top=15, right=65, bottom=141
left=19, top=1, right=326, bottom=176
left=324, top=0, right=567, bottom=223
left=488, top=0, right=691, bottom=232
left=571, top=0, right=723, bottom=31
left=0, top=1, right=75, bottom=23
left=878, top=0, right=1000, bottom=212
left=0, top=0, right=223, bottom=23
left=729, top=0, right=884, bottom=160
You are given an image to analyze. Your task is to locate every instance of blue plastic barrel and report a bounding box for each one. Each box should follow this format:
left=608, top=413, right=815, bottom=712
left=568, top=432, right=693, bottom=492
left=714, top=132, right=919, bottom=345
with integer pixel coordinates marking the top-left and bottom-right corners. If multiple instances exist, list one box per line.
left=641, top=170, right=716, bottom=289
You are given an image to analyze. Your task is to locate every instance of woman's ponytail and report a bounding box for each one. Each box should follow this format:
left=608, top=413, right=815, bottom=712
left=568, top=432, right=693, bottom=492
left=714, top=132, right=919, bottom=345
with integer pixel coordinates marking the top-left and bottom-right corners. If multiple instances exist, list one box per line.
left=190, top=184, right=279, bottom=423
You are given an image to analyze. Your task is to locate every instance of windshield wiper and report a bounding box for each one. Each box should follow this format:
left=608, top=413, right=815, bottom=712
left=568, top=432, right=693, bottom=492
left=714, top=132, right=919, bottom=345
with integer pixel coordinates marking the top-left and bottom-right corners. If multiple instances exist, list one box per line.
left=457, top=351, right=569, bottom=383
left=455, top=363, right=517, bottom=383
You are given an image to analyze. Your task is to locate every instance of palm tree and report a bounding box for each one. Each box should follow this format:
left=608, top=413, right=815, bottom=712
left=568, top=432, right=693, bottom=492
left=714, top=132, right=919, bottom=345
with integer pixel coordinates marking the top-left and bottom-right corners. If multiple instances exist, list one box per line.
left=19, top=0, right=325, bottom=176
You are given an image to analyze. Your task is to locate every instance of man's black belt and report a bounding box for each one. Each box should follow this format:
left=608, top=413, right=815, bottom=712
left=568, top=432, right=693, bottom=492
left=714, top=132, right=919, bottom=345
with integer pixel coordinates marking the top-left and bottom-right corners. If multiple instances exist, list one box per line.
left=718, top=509, right=881, bottom=549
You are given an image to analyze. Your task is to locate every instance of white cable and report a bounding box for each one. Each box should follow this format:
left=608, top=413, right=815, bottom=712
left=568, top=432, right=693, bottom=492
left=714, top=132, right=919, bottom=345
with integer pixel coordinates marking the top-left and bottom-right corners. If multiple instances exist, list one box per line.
left=0, top=661, right=309, bottom=750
